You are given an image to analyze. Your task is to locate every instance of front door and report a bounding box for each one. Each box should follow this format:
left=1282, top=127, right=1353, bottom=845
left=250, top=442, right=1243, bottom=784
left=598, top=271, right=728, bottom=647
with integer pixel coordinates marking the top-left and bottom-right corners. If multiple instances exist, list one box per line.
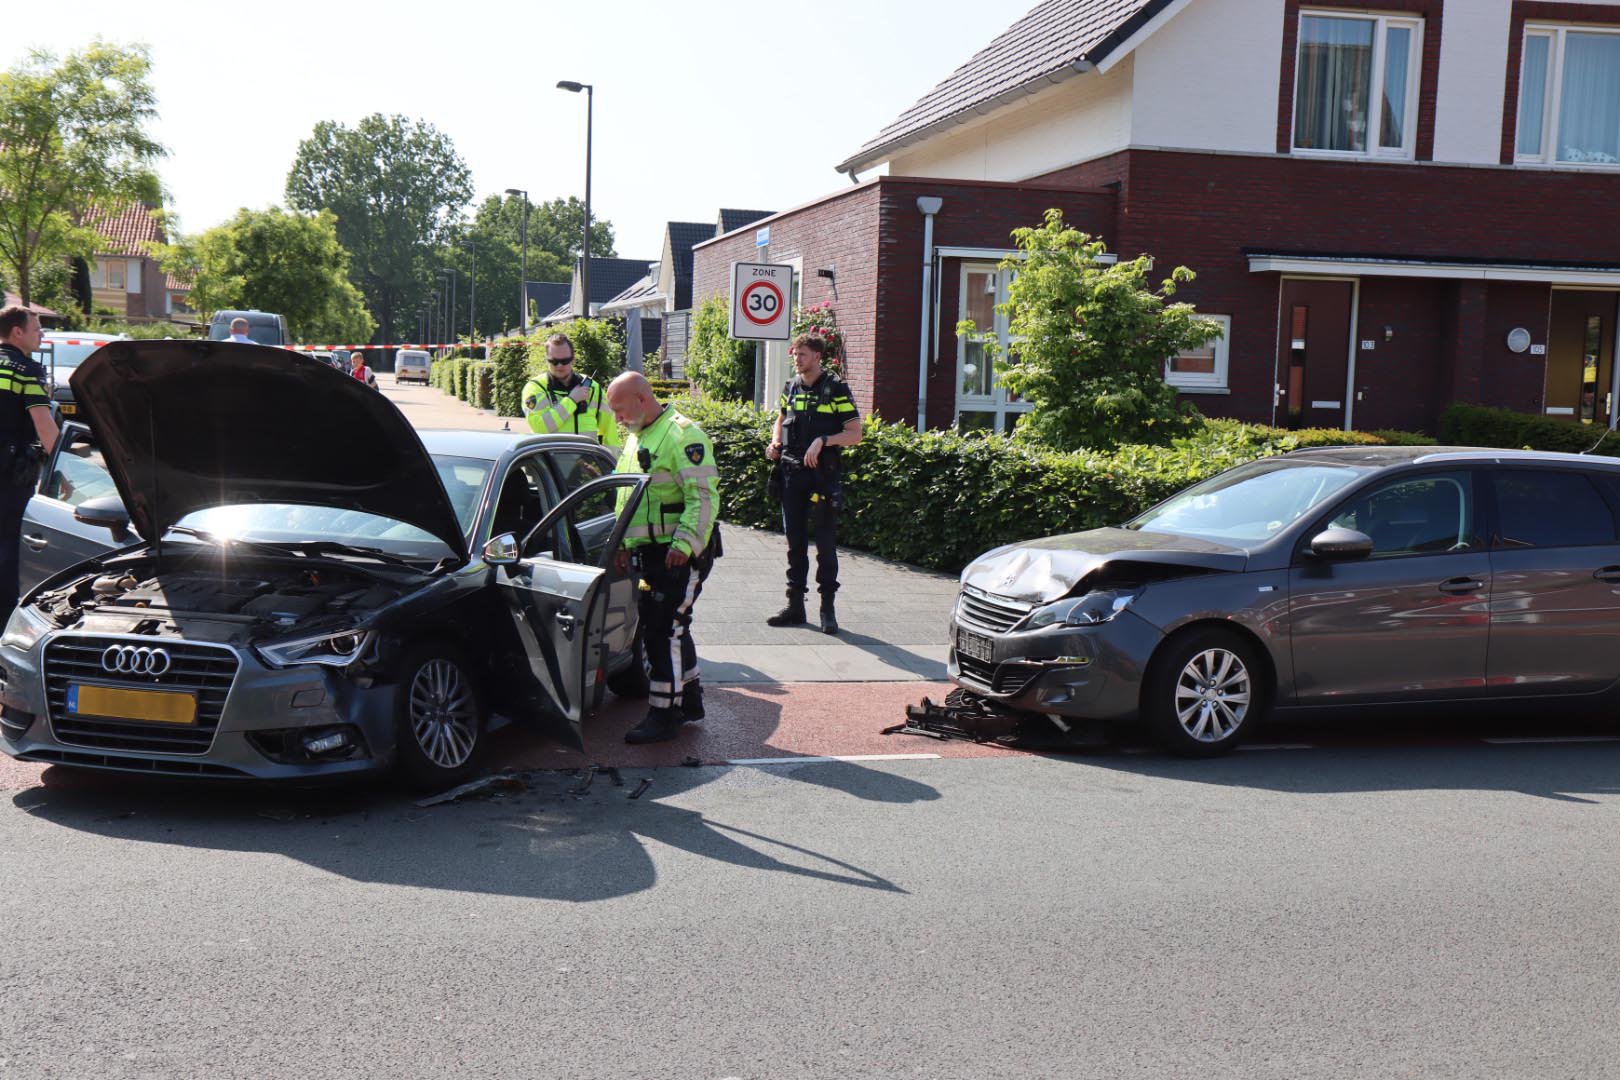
left=1277, top=280, right=1354, bottom=430
left=494, top=474, right=648, bottom=746
left=1544, top=290, right=1618, bottom=423
left=1288, top=470, right=1490, bottom=703
left=21, top=423, right=133, bottom=593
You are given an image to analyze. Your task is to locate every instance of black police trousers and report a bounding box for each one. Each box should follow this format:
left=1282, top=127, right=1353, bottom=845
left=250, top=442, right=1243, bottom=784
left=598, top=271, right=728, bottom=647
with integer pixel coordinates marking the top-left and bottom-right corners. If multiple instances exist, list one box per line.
left=780, top=466, right=839, bottom=599
left=635, top=544, right=714, bottom=712
left=0, top=471, right=32, bottom=618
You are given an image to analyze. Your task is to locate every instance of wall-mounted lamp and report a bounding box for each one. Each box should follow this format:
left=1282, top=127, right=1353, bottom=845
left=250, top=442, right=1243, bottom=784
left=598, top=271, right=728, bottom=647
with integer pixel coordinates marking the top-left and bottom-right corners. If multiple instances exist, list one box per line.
left=1383, top=325, right=1394, bottom=343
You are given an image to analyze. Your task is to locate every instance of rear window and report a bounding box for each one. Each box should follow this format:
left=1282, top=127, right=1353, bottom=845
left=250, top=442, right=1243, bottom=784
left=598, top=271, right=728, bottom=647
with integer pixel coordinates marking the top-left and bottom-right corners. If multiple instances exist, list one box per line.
left=1492, top=470, right=1618, bottom=549
left=398, top=351, right=429, bottom=366
left=208, top=317, right=283, bottom=345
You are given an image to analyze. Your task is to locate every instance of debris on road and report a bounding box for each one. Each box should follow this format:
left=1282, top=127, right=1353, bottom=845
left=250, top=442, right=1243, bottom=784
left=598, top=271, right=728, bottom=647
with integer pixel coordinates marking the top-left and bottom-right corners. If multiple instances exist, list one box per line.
left=681, top=755, right=702, bottom=767
left=414, top=773, right=527, bottom=808
left=887, top=689, right=1108, bottom=751
left=628, top=778, right=652, bottom=800
left=568, top=765, right=599, bottom=797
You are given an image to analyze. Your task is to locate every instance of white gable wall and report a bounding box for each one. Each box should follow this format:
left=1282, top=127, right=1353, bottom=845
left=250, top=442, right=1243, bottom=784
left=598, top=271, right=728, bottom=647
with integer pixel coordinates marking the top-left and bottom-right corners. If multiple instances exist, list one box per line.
left=1129, top=0, right=1284, bottom=154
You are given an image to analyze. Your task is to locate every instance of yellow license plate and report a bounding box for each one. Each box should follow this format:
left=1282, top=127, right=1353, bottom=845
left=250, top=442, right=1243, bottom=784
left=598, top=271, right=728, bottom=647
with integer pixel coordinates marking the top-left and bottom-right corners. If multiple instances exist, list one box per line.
left=69, top=684, right=197, bottom=725
left=59, top=403, right=77, bottom=415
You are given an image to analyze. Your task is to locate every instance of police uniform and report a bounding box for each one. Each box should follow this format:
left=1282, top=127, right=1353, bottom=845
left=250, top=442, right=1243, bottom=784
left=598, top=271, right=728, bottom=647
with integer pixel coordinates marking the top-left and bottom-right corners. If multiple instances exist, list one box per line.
left=0, top=343, right=49, bottom=615
left=522, top=372, right=621, bottom=447
left=775, top=370, right=859, bottom=616
left=614, top=406, right=721, bottom=741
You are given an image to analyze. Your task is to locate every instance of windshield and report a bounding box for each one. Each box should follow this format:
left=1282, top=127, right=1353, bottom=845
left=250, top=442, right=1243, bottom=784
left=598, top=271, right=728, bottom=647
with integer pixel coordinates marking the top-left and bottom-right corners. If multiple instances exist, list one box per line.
left=208, top=321, right=283, bottom=345
left=1130, top=459, right=1366, bottom=543
left=174, top=454, right=493, bottom=559
left=33, top=341, right=114, bottom=381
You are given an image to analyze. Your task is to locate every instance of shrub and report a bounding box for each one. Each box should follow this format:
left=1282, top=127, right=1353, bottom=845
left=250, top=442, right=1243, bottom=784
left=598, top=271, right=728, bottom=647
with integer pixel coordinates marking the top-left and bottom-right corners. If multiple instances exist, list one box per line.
left=473, top=362, right=495, bottom=409
left=450, top=359, right=471, bottom=401
left=686, top=295, right=755, bottom=401
left=491, top=339, right=531, bottom=417
left=534, top=318, right=623, bottom=384
left=1371, top=428, right=1437, bottom=446
left=1440, top=402, right=1620, bottom=455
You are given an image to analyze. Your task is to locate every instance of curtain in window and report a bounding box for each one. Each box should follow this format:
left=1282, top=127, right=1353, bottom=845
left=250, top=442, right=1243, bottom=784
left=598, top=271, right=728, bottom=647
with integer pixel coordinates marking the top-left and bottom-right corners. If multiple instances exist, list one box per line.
left=1516, top=34, right=1551, bottom=156
left=1558, top=32, right=1620, bottom=163
left=1295, top=16, right=1374, bottom=151
left=1379, top=26, right=1412, bottom=149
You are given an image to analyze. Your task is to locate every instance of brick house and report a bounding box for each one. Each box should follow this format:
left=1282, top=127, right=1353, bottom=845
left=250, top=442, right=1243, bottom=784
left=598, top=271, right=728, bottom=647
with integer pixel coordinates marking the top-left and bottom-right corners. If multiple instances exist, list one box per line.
left=82, top=201, right=191, bottom=324
left=692, top=0, right=1620, bottom=434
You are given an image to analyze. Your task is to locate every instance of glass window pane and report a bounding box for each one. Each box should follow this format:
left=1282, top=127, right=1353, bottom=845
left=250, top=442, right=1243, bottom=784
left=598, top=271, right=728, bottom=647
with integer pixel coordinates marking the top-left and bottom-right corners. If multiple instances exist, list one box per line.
left=1330, top=474, right=1472, bottom=558
left=963, top=271, right=996, bottom=330
left=1380, top=25, right=1412, bottom=149
left=1294, top=15, right=1375, bottom=152
left=1557, top=31, right=1620, bottom=164
left=1494, top=471, right=1616, bottom=547
left=1517, top=34, right=1551, bottom=157
left=1170, top=349, right=1217, bottom=376
left=957, top=410, right=995, bottom=434
left=961, top=340, right=992, bottom=397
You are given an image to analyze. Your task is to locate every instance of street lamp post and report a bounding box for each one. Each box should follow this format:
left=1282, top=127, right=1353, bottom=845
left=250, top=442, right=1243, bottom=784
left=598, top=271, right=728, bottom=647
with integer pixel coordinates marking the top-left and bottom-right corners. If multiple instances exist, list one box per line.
left=439, top=268, right=457, bottom=348
left=461, top=238, right=477, bottom=354
left=557, top=81, right=593, bottom=319
left=505, top=187, right=531, bottom=335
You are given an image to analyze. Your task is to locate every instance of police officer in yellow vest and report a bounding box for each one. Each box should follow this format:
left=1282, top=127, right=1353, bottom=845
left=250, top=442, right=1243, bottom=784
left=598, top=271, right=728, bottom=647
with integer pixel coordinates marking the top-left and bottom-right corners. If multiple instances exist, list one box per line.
left=521, top=333, right=621, bottom=446
left=606, top=371, right=721, bottom=744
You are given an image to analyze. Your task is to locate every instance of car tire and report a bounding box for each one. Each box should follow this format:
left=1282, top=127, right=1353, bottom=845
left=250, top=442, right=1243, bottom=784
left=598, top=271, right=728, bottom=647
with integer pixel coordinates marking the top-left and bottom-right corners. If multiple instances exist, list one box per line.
left=393, top=641, right=486, bottom=790
left=1142, top=627, right=1270, bottom=758
left=605, top=625, right=650, bottom=700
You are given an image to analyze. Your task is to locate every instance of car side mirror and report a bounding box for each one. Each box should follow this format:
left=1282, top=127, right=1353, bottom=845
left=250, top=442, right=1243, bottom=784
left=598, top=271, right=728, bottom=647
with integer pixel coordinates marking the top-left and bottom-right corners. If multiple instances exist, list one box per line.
left=74, top=495, right=131, bottom=541
left=1309, top=527, right=1373, bottom=560
left=483, top=532, right=521, bottom=566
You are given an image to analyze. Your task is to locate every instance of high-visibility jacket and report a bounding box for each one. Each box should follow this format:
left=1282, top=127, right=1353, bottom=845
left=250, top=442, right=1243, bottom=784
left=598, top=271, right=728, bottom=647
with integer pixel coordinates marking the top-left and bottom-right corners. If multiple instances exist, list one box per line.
left=614, top=406, right=719, bottom=558
left=522, top=374, right=621, bottom=447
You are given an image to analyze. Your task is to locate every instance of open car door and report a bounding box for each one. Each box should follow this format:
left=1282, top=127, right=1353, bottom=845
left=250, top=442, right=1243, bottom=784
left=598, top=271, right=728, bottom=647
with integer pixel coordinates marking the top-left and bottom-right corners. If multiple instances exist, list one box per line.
left=493, top=473, right=649, bottom=747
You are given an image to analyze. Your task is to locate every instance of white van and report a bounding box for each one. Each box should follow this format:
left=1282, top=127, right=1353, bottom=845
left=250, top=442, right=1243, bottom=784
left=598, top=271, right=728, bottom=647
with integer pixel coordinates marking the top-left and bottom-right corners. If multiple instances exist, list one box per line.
left=395, top=349, right=431, bottom=385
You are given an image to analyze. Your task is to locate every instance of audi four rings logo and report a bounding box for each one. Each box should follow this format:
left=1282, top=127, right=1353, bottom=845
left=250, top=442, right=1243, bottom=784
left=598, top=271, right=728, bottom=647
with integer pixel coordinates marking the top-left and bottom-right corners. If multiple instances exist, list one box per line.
left=101, top=645, right=172, bottom=676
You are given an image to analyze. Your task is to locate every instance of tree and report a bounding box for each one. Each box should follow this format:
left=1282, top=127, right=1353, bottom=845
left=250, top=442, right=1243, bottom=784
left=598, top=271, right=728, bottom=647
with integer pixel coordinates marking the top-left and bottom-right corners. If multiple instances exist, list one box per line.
left=960, top=209, right=1222, bottom=451
left=686, top=295, right=755, bottom=401
left=0, top=42, right=164, bottom=305
left=163, top=207, right=376, bottom=343
left=285, top=114, right=472, bottom=350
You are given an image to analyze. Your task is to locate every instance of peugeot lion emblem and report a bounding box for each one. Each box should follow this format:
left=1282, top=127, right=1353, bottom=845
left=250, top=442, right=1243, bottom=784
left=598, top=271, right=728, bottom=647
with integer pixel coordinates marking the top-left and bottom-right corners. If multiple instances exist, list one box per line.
left=101, top=645, right=173, bottom=676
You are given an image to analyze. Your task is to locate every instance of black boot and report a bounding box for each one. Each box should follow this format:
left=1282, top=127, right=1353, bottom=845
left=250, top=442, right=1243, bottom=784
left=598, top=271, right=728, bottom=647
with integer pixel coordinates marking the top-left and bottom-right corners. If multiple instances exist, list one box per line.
left=819, top=597, right=839, bottom=636
left=681, top=682, right=705, bottom=723
left=624, top=707, right=684, bottom=744
left=766, top=592, right=807, bottom=627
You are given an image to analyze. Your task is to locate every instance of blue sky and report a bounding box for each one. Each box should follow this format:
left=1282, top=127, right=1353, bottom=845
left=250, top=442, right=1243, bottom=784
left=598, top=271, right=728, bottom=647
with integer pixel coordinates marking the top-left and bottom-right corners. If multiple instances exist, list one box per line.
left=5, top=0, right=1029, bottom=261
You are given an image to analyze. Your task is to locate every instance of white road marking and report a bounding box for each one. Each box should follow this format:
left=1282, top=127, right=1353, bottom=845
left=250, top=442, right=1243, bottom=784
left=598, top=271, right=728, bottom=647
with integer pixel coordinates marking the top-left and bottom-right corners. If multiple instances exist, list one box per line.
left=1481, top=735, right=1620, bottom=745
left=726, top=753, right=943, bottom=766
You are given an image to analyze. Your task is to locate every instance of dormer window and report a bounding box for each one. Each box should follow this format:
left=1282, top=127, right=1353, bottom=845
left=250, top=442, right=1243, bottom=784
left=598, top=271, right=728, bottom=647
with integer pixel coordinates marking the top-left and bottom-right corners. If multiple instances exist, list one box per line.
left=1515, top=25, right=1620, bottom=167
left=1292, top=11, right=1422, bottom=160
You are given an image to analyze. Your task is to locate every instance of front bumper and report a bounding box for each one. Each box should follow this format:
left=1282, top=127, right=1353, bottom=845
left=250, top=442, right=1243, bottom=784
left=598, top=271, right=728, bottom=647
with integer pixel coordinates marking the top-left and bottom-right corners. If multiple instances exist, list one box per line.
left=0, top=631, right=398, bottom=781
left=947, top=608, right=1163, bottom=721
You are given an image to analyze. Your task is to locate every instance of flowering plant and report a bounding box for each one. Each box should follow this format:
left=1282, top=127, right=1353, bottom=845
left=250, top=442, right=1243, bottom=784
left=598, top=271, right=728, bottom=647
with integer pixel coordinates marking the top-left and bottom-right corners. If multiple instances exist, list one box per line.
left=791, top=300, right=844, bottom=369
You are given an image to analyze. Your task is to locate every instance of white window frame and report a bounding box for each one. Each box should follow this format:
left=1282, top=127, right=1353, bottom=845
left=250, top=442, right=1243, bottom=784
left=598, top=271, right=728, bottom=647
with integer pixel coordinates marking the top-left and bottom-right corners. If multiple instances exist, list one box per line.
left=955, top=261, right=1032, bottom=434
left=125, top=259, right=141, bottom=294
left=104, top=259, right=125, bottom=290
left=1166, top=314, right=1232, bottom=393
left=1291, top=10, right=1424, bottom=161
left=1515, top=24, right=1620, bottom=169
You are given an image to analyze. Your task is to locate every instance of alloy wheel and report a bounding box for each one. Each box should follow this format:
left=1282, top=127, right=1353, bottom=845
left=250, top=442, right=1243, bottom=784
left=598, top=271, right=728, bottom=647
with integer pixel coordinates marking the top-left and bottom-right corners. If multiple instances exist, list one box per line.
left=409, top=658, right=478, bottom=769
left=1173, top=647, right=1252, bottom=743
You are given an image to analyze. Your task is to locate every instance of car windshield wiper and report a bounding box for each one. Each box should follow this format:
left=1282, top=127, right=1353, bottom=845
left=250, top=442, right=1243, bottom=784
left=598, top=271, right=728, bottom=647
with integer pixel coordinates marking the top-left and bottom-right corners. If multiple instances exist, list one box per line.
left=276, top=540, right=423, bottom=570
left=166, top=525, right=300, bottom=560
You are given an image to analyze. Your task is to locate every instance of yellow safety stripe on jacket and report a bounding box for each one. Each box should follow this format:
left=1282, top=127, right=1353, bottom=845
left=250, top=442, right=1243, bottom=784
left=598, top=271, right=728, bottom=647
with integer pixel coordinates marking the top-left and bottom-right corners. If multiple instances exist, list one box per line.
left=613, top=407, right=720, bottom=557
left=522, top=377, right=623, bottom=447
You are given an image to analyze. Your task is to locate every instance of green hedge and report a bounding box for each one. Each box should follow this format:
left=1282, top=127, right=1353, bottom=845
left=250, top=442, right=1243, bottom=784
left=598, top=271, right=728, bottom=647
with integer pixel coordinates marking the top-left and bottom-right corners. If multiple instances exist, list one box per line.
left=492, top=340, right=530, bottom=417
left=676, top=404, right=1405, bottom=571
left=1440, top=402, right=1620, bottom=455
left=473, top=362, right=495, bottom=410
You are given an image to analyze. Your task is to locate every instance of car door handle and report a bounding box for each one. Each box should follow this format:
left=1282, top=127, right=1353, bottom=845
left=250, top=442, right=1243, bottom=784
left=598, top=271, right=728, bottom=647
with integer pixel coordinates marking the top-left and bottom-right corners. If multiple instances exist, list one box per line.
left=556, top=612, right=577, bottom=638
left=1595, top=566, right=1620, bottom=583
left=1438, top=576, right=1484, bottom=595
left=22, top=533, right=47, bottom=551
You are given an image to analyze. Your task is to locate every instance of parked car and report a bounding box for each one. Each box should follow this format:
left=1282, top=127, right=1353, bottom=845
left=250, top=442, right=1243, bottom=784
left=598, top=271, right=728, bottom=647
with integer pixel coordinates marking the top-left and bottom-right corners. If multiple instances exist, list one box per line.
left=395, top=349, right=431, bottom=385
left=949, top=446, right=1620, bottom=757
left=1, top=340, right=651, bottom=787
left=207, top=309, right=288, bottom=347
left=306, top=350, right=347, bottom=373
left=31, top=331, right=127, bottom=421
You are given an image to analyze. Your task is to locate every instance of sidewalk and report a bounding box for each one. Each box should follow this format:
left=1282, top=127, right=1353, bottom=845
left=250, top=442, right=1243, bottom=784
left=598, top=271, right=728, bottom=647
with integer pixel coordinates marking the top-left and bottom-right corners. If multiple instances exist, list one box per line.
left=380, top=375, right=958, bottom=684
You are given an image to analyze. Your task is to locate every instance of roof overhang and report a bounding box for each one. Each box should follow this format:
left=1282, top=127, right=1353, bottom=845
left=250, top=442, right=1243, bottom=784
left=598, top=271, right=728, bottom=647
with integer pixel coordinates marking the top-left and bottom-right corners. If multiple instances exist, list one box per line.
left=1248, top=252, right=1620, bottom=288
left=600, top=291, right=667, bottom=315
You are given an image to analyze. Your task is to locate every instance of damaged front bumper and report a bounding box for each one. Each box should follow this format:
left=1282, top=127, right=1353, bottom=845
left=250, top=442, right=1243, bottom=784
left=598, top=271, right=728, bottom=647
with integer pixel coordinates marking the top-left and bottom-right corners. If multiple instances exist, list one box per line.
left=947, top=607, right=1163, bottom=721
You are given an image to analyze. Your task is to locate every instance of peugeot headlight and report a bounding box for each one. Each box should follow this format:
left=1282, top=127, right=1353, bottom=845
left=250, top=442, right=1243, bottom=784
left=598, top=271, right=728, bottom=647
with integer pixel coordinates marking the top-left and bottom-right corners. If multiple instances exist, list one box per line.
left=1021, top=590, right=1137, bottom=630
left=0, top=604, right=52, bottom=652
left=257, top=629, right=374, bottom=669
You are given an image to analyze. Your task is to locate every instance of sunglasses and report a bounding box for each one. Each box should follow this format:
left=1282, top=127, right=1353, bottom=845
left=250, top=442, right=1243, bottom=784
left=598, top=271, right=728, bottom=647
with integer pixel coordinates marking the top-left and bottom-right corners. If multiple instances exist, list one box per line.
left=549, top=356, right=574, bottom=365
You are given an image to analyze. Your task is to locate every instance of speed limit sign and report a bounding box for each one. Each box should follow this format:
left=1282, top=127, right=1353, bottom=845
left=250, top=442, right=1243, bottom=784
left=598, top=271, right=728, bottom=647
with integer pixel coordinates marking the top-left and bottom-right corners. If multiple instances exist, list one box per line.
left=729, top=262, right=793, bottom=341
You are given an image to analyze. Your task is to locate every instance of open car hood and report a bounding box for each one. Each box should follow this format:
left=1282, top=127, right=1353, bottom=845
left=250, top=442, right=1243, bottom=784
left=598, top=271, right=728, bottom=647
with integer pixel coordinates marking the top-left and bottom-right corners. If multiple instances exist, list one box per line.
left=71, top=340, right=469, bottom=561
left=962, top=527, right=1247, bottom=606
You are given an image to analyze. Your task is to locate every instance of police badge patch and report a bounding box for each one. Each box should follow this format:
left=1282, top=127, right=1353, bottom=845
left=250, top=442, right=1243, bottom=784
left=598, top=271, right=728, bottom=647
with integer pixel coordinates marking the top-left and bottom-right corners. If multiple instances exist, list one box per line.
left=638, top=447, right=653, bottom=471
left=523, top=395, right=537, bottom=412
left=685, top=443, right=706, bottom=465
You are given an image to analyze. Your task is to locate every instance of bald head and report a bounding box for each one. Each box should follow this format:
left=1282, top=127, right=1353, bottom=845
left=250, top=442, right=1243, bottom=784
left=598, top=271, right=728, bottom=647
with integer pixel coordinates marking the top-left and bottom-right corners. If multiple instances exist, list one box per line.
left=606, top=371, right=662, bottom=433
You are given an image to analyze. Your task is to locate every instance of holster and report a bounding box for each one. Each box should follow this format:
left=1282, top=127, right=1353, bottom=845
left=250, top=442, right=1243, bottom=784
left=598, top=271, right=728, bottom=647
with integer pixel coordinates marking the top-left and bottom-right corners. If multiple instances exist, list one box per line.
left=0, top=443, right=40, bottom=492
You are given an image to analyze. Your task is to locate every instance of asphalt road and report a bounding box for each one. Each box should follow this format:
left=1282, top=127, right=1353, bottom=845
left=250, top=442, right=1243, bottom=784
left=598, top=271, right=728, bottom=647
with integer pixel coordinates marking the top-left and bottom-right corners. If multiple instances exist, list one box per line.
left=4, top=736, right=1620, bottom=1079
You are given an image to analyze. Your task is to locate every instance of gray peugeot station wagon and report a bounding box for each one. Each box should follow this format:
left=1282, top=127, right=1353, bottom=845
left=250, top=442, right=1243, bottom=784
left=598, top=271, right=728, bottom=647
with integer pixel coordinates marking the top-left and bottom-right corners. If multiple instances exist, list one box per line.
left=0, top=340, right=652, bottom=786
left=950, top=446, right=1620, bottom=756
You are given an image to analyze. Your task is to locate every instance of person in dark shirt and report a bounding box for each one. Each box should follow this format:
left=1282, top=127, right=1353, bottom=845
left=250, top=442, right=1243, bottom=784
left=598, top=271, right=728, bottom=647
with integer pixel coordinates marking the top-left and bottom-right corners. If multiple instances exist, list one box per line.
left=0, top=306, right=60, bottom=615
left=765, top=334, right=862, bottom=634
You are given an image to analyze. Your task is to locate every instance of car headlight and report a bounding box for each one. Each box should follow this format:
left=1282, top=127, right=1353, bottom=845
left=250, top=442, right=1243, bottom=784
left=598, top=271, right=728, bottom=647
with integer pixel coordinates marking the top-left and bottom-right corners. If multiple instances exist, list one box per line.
left=1021, top=590, right=1136, bottom=630
left=257, top=629, right=374, bottom=669
left=0, top=604, right=52, bottom=652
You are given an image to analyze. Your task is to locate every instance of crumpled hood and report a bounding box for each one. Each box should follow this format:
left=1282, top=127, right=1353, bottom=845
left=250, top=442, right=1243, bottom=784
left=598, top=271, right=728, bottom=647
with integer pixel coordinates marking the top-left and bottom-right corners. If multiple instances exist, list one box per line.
left=70, top=340, right=469, bottom=561
left=961, top=527, right=1247, bottom=606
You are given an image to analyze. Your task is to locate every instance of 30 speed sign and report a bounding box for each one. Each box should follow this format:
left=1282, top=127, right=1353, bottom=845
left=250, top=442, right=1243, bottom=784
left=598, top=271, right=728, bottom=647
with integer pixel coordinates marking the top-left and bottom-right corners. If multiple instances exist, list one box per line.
left=728, top=262, right=793, bottom=341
